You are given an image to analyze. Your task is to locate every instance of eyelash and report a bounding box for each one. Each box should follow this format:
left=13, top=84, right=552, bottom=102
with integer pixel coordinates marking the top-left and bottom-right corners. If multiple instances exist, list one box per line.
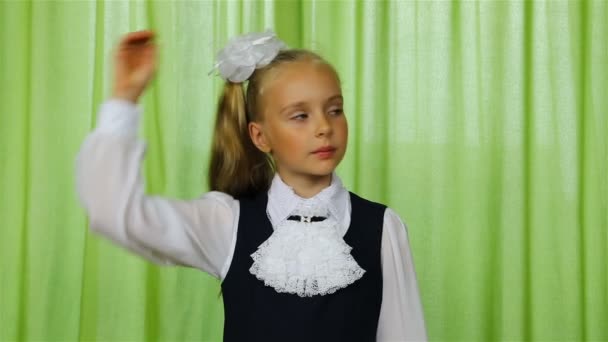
left=330, top=108, right=343, bottom=116
left=291, top=109, right=343, bottom=121
left=292, top=113, right=309, bottom=120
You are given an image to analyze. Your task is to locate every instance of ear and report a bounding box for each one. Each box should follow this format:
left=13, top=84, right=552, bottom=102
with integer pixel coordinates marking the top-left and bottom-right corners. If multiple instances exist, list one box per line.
left=248, top=122, right=271, bottom=153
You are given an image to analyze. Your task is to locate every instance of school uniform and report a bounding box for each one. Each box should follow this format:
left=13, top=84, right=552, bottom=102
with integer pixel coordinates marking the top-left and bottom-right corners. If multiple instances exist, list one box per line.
left=75, top=99, right=428, bottom=341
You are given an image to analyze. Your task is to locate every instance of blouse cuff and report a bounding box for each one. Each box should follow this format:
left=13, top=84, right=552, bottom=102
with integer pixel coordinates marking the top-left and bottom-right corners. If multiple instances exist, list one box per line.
left=95, top=98, right=142, bottom=137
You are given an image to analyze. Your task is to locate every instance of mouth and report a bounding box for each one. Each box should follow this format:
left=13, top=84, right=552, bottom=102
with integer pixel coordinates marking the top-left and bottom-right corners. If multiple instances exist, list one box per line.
left=312, top=146, right=337, bottom=159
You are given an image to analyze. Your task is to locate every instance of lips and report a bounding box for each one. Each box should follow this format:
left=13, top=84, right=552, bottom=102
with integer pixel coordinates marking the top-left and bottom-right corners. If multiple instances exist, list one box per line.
left=312, top=146, right=337, bottom=159
left=312, top=146, right=336, bottom=154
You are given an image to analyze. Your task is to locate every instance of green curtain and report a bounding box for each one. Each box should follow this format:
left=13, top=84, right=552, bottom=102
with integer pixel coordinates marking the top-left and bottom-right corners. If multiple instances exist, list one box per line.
left=1, top=1, right=606, bottom=341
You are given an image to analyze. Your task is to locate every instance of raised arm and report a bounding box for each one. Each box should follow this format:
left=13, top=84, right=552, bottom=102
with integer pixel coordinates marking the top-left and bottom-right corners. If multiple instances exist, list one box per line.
left=74, top=31, right=237, bottom=278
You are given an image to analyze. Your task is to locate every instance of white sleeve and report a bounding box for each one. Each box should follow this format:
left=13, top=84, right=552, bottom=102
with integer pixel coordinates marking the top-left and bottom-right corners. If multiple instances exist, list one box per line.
left=377, top=208, right=427, bottom=342
left=75, top=99, right=237, bottom=279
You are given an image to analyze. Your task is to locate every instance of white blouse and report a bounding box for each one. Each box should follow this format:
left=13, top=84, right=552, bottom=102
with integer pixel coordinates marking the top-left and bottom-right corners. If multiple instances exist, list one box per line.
left=75, top=99, right=428, bottom=342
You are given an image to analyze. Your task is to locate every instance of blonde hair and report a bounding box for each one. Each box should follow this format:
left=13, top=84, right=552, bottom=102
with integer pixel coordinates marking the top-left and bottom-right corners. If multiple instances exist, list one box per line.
left=208, top=49, right=338, bottom=198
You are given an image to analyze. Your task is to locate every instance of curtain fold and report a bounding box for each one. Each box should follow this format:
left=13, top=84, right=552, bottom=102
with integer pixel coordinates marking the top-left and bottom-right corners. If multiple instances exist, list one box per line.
left=1, top=1, right=606, bottom=341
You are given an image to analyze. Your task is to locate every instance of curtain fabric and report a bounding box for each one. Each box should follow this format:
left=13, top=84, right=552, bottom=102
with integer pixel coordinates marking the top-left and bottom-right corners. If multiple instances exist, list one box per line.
left=1, top=1, right=606, bottom=341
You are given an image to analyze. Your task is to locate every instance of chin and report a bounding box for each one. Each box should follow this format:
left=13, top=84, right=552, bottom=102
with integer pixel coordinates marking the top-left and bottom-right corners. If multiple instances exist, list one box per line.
left=309, top=166, right=338, bottom=177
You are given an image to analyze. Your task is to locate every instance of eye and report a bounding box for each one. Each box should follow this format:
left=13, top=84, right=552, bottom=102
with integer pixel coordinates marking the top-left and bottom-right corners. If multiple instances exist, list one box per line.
left=329, top=108, right=343, bottom=116
left=291, top=113, right=309, bottom=121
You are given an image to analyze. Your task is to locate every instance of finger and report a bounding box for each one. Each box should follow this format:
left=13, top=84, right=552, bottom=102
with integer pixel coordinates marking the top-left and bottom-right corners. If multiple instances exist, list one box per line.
left=126, top=29, right=155, bottom=41
left=121, top=30, right=155, bottom=46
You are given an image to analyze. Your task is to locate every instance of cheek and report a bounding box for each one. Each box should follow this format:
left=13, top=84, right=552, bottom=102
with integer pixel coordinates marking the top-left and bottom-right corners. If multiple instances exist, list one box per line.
left=267, top=123, right=303, bottom=151
left=281, top=130, right=308, bottom=151
left=337, top=117, right=348, bottom=140
left=338, top=120, right=348, bottom=157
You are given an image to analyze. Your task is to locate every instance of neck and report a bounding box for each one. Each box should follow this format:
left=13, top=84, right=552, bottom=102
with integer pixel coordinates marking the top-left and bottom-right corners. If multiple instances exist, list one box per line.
left=277, top=172, right=332, bottom=198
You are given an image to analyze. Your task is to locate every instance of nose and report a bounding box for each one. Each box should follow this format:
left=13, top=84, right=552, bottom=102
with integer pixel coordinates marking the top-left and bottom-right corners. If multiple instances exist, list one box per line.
left=315, top=113, right=332, bottom=137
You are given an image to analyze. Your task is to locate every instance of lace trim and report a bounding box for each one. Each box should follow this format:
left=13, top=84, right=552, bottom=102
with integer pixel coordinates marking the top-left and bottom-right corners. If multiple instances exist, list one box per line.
left=249, top=218, right=365, bottom=297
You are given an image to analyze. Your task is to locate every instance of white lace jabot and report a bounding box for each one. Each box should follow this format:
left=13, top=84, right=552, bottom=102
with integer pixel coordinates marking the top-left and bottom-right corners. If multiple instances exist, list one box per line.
left=249, top=173, right=365, bottom=297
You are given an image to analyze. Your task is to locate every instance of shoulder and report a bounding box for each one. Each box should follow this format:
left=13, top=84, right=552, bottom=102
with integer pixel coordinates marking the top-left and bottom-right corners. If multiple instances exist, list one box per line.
left=383, top=207, right=408, bottom=232
left=197, top=190, right=240, bottom=213
left=348, top=191, right=387, bottom=212
left=199, top=190, right=237, bottom=203
left=349, top=192, right=409, bottom=234
left=347, top=192, right=389, bottom=236
left=234, top=190, right=269, bottom=210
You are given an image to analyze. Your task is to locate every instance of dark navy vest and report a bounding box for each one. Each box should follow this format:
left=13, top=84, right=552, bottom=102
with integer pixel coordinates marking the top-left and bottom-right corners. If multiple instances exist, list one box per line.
left=221, top=191, right=386, bottom=342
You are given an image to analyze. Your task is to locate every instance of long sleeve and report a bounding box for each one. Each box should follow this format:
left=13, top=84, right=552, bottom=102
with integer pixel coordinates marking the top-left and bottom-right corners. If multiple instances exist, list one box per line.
left=377, top=208, right=428, bottom=341
left=75, top=99, right=238, bottom=278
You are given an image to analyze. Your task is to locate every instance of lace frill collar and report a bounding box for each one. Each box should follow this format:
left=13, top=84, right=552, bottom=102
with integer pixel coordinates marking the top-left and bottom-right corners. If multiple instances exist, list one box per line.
left=249, top=173, right=364, bottom=297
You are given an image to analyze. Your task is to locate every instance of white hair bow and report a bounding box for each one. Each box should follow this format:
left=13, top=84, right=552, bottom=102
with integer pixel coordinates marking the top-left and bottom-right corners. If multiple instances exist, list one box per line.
left=209, top=29, right=287, bottom=83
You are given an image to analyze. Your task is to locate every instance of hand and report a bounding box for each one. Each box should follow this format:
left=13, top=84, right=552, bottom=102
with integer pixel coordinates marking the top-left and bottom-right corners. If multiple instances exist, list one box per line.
left=112, top=30, right=157, bottom=103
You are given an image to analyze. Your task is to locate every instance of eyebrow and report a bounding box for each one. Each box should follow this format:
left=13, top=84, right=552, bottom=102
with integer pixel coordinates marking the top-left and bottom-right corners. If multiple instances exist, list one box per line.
left=279, top=95, right=344, bottom=114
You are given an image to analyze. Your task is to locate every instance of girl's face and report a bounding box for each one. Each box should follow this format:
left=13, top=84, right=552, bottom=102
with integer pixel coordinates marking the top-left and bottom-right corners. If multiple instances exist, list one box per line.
left=249, top=60, right=348, bottom=187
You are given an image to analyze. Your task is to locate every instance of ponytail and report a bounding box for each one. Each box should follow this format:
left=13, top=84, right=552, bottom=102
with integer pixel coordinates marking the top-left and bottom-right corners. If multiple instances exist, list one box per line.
left=208, top=82, right=273, bottom=198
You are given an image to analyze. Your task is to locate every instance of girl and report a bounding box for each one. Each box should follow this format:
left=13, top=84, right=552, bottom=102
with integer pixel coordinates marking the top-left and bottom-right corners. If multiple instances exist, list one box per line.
left=76, top=29, right=427, bottom=341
